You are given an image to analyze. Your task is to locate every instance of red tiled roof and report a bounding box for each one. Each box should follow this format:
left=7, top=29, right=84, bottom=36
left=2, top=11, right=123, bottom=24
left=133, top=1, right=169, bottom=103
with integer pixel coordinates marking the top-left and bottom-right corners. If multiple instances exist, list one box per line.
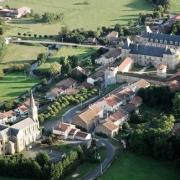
left=118, top=57, right=134, bottom=72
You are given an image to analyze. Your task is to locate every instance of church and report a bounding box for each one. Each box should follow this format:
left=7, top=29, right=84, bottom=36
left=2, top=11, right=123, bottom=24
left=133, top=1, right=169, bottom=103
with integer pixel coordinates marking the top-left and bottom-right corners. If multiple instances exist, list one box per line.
left=0, top=91, right=41, bottom=155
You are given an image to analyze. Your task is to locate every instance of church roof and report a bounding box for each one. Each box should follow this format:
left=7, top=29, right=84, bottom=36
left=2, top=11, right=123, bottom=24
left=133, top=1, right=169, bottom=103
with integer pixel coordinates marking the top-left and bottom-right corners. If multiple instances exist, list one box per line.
left=11, top=117, right=35, bottom=130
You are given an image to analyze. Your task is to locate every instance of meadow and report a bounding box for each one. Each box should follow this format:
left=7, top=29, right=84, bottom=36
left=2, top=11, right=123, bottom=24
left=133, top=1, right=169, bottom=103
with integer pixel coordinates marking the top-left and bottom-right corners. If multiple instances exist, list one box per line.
left=1, top=0, right=153, bottom=35
left=38, top=46, right=96, bottom=72
left=1, top=44, right=46, bottom=64
left=0, top=71, right=40, bottom=101
left=100, top=152, right=180, bottom=180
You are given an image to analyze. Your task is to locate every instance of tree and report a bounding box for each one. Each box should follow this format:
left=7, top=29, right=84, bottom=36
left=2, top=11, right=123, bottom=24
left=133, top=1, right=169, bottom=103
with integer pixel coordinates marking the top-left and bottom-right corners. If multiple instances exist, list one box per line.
left=0, top=69, right=4, bottom=79
left=49, top=62, right=61, bottom=76
left=69, top=55, right=79, bottom=68
left=35, top=152, right=49, bottom=168
left=37, top=53, right=47, bottom=64
left=0, top=37, right=6, bottom=60
left=173, top=93, right=180, bottom=118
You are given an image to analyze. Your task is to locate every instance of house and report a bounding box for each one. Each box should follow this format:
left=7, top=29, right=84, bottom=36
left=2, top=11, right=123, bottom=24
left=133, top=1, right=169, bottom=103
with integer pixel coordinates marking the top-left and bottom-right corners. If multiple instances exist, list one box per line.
left=87, top=66, right=106, bottom=85
left=104, top=67, right=118, bottom=87
left=46, top=78, right=77, bottom=100
left=73, top=107, right=99, bottom=131
left=107, top=31, right=119, bottom=40
left=129, top=96, right=143, bottom=108
left=0, top=110, right=16, bottom=123
left=96, top=120, right=119, bottom=138
left=166, top=72, right=180, bottom=92
left=0, top=7, right=31, bottom=18
left=0, top=91, right=40, bottom=155
left=122, top=38, right=180, bottom=70
left=46, top=87, right=64, bottom=101
left=95, top=48, right=122, bottom=65
left=118, top=57, right=134, bottom=72
left=52, top=122, right=92, bottom=141
left=70, top=66, right=89, bottom=82
left=74, top=131, right=92, bottom=141
left=104, top=95, right=122, bottom=112
left=15, top=104, right=29, bottom=116
left=156, top=64, right=167, bottom=78
left=87, top=38, right=97, bottom=44
left=108, top=109, right=129, bottom=126
left=52, top=123, right=76, bottom=139
left=56, top=78, right=77, bottom=89
left=130, top=79, right=150, bottom=92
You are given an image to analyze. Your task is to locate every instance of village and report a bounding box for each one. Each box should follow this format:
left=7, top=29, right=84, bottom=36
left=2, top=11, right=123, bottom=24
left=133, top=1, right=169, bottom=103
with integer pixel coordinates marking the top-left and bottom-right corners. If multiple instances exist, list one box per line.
left=0, top=1, right=180, bottom=180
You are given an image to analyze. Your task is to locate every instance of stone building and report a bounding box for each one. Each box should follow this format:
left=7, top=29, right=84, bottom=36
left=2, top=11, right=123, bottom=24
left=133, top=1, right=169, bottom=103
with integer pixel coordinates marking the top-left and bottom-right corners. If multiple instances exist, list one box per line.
left=0, top=91, right=40, bottom=155
left=122, top=38, right=180, bottom=70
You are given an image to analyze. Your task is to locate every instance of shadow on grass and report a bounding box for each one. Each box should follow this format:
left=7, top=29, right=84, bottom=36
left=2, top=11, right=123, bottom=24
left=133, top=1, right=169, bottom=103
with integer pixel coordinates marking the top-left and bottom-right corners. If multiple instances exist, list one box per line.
left=125, top=0, right=152, bottom=11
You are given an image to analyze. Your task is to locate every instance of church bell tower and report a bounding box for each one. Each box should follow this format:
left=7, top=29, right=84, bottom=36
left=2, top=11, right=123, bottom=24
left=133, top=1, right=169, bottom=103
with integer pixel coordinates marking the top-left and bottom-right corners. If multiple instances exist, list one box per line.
left=29, top=90, right=38, bottom=122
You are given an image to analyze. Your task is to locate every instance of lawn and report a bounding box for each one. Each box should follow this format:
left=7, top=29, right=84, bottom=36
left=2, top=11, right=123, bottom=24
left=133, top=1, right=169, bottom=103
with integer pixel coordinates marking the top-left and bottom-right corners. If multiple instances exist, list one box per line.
left=38, top=46, right=96, bottom=71
left=1, top=44, right=46, bottom=64
left=100, top=152, right=180, bottom=180
left=1, top=0, right=152, bottom=35
left=171, top=0, right=180, bottom=13
left=0, top=71, right=40, bottom=102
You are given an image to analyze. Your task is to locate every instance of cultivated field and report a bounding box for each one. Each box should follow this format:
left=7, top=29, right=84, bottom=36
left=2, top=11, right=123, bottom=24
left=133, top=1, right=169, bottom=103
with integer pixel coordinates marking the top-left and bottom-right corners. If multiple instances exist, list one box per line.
left=1, top=0, right=152, bottom=35
left=0, top=72, right=40, bottom=101
left=101, top=152, right=180, bottom=180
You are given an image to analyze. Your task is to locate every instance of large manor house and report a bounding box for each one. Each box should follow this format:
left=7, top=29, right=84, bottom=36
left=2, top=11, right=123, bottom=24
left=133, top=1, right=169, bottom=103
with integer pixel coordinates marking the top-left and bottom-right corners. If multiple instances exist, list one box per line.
left=0, top=91, right=40, bottom=155
left=122, top=27, right=180, bottom=70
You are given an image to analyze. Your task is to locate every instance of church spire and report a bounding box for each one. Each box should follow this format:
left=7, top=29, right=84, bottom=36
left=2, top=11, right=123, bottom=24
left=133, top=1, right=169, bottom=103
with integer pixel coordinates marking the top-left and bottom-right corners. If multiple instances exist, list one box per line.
left=29, top=90, right=38, bottom=122
left=30, top=90, right=36, bottom=109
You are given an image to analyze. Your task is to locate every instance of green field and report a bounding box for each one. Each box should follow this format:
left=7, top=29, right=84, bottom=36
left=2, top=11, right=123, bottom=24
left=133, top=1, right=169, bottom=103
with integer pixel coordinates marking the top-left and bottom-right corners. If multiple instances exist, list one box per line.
left=1, top=0, right=152, bottom=35
left=38, top=46, right=96, bottom=71
left=1, top=44, right=46, bottom=64
left=0, top=72, right=40, bottom=101
left=171, top=0, right=180, bottom=12
left=101, top=152, right=180, bottom=180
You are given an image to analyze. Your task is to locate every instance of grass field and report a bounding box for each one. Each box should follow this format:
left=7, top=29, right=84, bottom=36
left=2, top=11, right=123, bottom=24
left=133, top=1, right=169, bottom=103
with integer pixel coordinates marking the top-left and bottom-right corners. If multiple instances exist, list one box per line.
left=0, top=71, right=40, bottom=101
left=38, top=46, right=96, bottom=71
left=171, top=0, right=180, bottom=12
left=100, top=152, right=180, bottom=180
left=1, top=0, right=152, bottom=35
left=1, top=44, right=46, bottom=64
left=0, top=44, right=46, bottom=70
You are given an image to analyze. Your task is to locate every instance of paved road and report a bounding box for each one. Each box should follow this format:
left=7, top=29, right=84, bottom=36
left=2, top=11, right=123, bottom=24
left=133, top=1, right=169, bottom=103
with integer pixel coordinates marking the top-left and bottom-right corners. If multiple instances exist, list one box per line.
left=84, top=139, right=116, bottom=180
left=43, top=95, right=99, bottom=131
left=11, top=39, right=105, bottom=48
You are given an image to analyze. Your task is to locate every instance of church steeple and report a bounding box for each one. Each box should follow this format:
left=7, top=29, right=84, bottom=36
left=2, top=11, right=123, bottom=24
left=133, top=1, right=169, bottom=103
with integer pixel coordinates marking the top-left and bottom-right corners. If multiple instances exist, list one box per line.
left=29, top=90, right=38, bottom=122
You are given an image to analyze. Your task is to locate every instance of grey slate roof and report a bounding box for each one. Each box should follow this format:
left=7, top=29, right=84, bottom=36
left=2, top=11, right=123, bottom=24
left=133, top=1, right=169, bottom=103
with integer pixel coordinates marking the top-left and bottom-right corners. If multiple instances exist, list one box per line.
left=142, top=32, right=180, bottom=45
left=126, top=43, right=173, bottom=57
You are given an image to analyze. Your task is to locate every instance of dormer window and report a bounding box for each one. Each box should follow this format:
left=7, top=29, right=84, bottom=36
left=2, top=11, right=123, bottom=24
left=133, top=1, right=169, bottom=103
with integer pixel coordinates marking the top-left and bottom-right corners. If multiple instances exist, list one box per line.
left=170, top=41, right=173, bottom=45
left=160, top=40, right=163, bottom=43
left=155, top=39, right=158, bottom=43
left=164, top=40, right=167, bottom=44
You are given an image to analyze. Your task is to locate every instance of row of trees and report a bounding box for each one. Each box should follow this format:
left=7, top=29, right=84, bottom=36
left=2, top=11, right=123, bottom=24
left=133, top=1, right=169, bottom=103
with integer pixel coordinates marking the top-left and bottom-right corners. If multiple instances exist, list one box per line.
left=38, top=87, right=98, bottom=123
left=57, top=24, right=135, bottom=44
